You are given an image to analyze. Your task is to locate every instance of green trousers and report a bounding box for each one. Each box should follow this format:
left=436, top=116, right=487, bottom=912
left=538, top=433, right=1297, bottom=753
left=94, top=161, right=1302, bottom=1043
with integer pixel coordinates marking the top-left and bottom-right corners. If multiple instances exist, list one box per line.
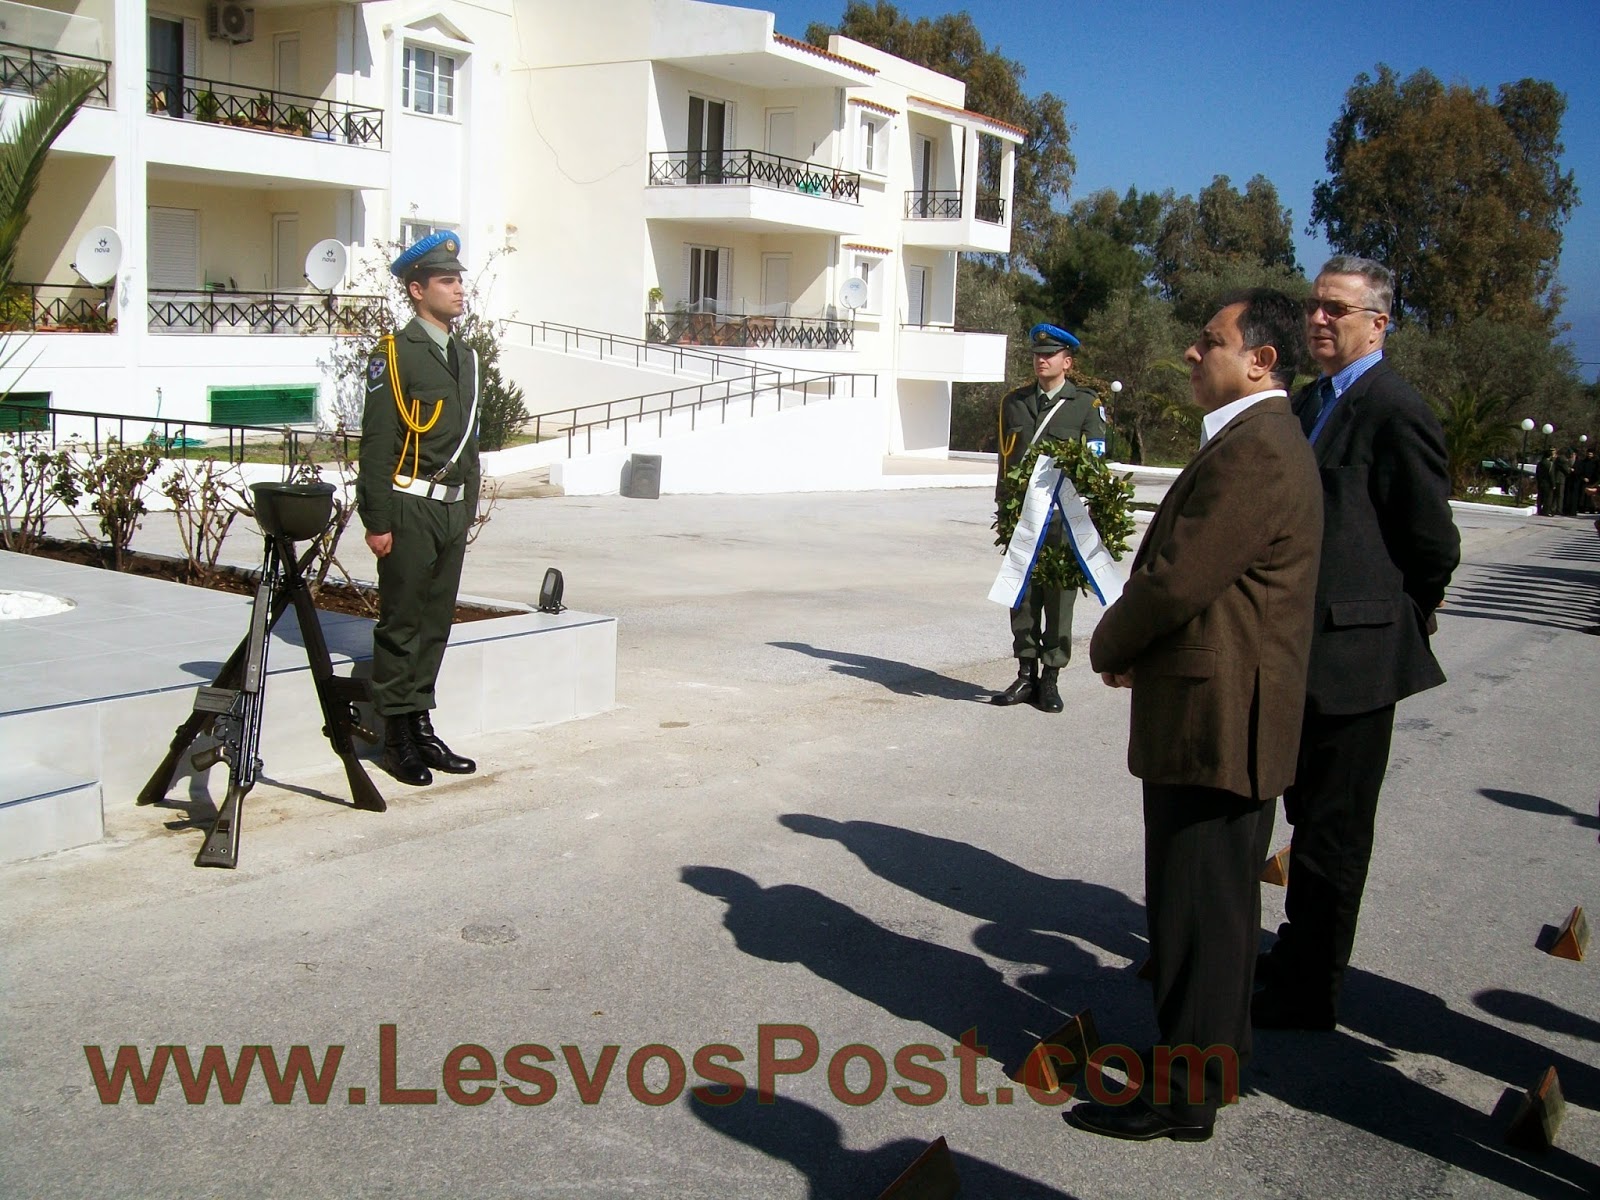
left=371, top=492, right=469, bottom=716
left=1010, top=578, right=1077, bottom=669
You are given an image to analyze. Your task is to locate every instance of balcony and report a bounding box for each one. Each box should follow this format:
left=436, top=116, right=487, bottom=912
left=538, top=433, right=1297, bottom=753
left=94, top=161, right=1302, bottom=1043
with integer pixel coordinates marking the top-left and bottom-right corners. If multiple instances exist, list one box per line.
left=649, top=308, right=854, bottom=352
left=896, top=323, right=1007, bottom=383
left=645, top=149, right=863, bottom=236
left=901, top=187, right=1011, bottom=253
left=148, top=290, right=388, bottom=336
left=0, top=42, right=109, bottom=106
left=0, top=282, right=114, bottom=333
left=146, top=75, right=382, bottom=146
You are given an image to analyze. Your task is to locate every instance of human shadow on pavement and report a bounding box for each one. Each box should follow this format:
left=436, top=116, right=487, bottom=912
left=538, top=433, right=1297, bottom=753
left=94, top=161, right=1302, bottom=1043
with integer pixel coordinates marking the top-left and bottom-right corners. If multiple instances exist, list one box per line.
left=1479, top=787, right=1600, bottom=831
left=768, top=642, right=992, bottom=702
left=779, top=815, right=1149, bottom=966
left=690, top=1090, right=1080, bottom=1199
left=1440, top=562, right=1600, bottom=632
left=1473, top=988, right=1600, bottom=1044
left=680, top=866, right=1066, bottom=1073
left=1249, top=970, right=1600, bottom=1199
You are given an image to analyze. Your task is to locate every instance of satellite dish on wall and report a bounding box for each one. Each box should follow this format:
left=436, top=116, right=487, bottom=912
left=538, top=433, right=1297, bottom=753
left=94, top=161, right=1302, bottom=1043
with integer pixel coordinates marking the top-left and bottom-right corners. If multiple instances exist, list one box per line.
left=72, top=226, right=122, bottom=286
left=304, top=239, right=348, bottom=290
left=839, top=276, right=868, bottom=311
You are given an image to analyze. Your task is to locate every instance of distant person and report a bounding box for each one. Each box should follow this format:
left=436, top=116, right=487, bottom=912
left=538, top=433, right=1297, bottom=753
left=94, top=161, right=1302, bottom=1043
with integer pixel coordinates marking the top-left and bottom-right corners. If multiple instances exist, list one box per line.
left=1535, top=450, right=1554, bottom=515
left=1254, top=257, right=1460, bottom=1031
left=1551, top=449, right=1570, bottom=516
left=990, top=323, right=1107, bottom=714
left=357, top=231, right=481, bottom=787
left=1580, top=448, right=1598, bottom=513
left=1074, top=290, right=1321, bottom=1143
left=1562, top=449, right=1582, bottom=516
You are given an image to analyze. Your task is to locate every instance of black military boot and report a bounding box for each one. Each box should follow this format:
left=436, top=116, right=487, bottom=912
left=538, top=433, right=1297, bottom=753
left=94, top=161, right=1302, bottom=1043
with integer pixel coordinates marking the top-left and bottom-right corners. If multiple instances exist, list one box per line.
left=381, top=715, right=432, bottom=787
left=411, top=712, right=476, bottom=774
left=1036, top=666, right=1064, bottom=713
left=991, top=660, right=1038, bottom=706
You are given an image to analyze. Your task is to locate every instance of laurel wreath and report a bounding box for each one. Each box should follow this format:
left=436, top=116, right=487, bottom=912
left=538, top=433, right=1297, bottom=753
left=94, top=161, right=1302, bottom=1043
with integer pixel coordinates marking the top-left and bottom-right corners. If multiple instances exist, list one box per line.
left=993, top=438, right=1137, bottom=593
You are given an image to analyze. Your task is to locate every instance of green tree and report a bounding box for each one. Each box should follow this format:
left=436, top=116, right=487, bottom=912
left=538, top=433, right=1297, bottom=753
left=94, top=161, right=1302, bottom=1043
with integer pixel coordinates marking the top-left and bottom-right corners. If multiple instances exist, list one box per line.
left=1310, top=65, right=1578, bottom=331
left=0, top=67, right=105, bottom=287
left=807, top=1, right=1074, bottom=264
left=1024, top=188, right=1165, bottom=329
left=1078, top=289, right=1192, bottom=464
left=1153, top=174, right=1299, bottom=318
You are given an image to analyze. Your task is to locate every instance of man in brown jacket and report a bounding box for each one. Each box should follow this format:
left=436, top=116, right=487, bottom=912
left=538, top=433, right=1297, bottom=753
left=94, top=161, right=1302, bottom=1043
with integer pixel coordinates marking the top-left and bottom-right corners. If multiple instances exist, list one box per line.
left=1069, top=290, right=1323, bottom=1143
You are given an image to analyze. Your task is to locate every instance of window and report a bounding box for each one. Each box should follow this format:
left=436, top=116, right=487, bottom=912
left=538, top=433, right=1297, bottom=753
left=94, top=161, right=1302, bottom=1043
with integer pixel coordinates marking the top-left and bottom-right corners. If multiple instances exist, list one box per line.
left=684, top=244, right=731, bottom=313
left=0, top=393, right=49, bottom=433
left=852, top=252, right=884, bottom=313
left=400, top=219, right=450, bottom=245
left=858, top=112, right=888, bottom=173
left=209, top=385, right=318, bottom=426
left=402, top=46, right=456, bottom=116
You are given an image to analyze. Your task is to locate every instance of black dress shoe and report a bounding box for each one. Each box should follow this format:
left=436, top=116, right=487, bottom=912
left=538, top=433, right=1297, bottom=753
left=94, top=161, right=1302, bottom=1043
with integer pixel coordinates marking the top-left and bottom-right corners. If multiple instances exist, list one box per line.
left=380, top=715, right=432, bottom=787
left=1065, top=1100, right=1212, bottom=1143
left=991, top=662, right=1037, bottom=706
left=1035, top=666, right=1064, bottom=713
left=410, top=712, right=476, bottom=774
left=1251, top=987, right=1335, bottom=1031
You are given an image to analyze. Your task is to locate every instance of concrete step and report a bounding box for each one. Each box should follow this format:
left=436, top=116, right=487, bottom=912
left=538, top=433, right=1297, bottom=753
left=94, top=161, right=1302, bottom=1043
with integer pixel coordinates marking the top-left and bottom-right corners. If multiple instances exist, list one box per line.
left=1, top=765, right=102, bottom=864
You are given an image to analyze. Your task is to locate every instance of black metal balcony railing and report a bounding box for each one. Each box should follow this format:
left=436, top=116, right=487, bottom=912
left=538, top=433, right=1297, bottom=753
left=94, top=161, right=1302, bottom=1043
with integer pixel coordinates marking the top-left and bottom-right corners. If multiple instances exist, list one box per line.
left=904, top=190, right=1008, bottom=224
left=905, top=190, right=962, bottom=219
left=0, top=282, right=114, bottom=332
left=648, top=149, right=861, bottom=203
left=148, top=290, right=389, bottom=336
left=145, top=74, right=383, bottom=147
left=0, top=42, right=110, bottom=106
left=651, top=309, right=854, bottom=352
left=975, top=192, right=1007, bottom=224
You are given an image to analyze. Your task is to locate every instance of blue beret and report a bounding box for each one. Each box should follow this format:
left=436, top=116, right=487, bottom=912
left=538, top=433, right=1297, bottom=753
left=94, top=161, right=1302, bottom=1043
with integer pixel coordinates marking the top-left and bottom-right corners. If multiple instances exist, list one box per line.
left=1028, top=322, right=1081, bottom=352
left=390, top=230, right=464, bottom=279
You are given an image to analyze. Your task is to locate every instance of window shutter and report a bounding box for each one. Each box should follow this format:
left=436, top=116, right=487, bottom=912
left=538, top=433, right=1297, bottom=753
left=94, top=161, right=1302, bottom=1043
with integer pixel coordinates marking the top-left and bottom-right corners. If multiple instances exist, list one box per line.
left=148, top=208, right=199, bottom=290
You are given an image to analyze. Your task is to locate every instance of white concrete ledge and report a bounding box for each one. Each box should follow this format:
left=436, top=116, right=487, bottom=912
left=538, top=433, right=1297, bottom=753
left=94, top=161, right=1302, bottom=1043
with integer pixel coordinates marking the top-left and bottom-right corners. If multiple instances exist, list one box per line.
left=0, top=552, right=616, bottom=861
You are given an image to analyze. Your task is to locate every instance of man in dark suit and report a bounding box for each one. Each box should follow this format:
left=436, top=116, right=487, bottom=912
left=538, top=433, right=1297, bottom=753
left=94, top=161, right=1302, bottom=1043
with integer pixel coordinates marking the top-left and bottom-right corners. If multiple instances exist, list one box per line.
left=991, top=323, right=1107, bottom=713
left=1070, top=290, right=1323, bottom=1142
left=1254, top=256, right=1460, bottom=1030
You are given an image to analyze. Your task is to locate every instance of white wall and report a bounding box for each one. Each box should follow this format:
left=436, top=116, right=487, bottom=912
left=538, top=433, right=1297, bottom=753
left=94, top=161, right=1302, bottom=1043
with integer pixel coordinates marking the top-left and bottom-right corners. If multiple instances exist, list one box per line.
left=550, top=389, right=883, bottom=494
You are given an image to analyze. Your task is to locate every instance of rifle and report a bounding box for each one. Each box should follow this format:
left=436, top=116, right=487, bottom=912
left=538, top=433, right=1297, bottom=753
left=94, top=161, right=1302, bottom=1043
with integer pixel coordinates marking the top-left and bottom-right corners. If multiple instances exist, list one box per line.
left=139, top=482, right=385, bottom=869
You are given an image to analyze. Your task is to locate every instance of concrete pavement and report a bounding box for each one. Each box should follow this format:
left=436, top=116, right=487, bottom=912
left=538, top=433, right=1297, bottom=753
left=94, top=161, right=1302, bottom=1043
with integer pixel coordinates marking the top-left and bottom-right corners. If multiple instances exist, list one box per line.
left=3, top=489, right=1597, bottom=1198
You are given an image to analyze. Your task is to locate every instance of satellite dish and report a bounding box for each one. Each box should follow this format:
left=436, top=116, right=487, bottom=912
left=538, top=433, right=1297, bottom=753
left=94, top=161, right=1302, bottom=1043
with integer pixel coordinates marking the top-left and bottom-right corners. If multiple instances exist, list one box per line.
left=304, top=239, right=348, bottom=291
left=72, top=226, right=122, bottom=286
left=839, top=276, right=868, bottom=311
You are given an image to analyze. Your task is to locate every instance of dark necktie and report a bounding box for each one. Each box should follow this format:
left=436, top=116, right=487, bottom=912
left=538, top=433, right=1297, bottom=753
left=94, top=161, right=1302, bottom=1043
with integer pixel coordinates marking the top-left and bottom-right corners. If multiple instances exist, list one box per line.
left=1318, top=377, right=1335, bottom=418
left=446, top=337, right=459, bottom=378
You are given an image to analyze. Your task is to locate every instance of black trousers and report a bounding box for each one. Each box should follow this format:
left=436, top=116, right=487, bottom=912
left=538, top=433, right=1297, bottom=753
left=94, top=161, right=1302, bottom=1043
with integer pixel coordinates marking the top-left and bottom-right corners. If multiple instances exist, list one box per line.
left=1143, top=782, right=1275, bottom=1123
left=1268, top=702, right=1396, bottom=1014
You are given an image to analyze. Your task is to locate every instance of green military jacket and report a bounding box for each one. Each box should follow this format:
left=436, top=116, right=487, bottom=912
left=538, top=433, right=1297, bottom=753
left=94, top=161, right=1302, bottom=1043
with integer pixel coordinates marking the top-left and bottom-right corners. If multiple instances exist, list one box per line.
left=357, top=315, right=480, bottom=535
left=995, top=380, right=1106, bottom=504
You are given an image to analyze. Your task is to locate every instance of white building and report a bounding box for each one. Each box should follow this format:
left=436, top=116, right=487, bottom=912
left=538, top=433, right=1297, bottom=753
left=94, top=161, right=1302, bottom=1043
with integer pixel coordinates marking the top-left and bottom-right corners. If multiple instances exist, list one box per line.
left=3, top=0, right=1021, bottom=490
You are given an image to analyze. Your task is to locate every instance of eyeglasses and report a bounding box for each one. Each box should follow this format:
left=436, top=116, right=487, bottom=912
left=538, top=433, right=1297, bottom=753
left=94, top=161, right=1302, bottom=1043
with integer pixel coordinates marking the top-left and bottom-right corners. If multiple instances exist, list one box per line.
left=1303, top=298, right=1384, bottom=321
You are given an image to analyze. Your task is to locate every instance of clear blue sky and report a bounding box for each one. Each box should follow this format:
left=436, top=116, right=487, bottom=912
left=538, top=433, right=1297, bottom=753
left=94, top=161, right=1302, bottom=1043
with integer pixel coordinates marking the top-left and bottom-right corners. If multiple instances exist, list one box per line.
left=750, top=0, right=1600, bottom=380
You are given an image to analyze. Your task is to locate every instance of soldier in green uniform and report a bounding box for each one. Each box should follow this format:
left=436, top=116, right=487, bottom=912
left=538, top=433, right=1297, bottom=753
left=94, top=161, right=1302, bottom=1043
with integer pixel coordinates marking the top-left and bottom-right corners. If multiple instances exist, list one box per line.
left=357, top=230, right=480, bottom=786
left=992, top=322, right=1107, bottom=714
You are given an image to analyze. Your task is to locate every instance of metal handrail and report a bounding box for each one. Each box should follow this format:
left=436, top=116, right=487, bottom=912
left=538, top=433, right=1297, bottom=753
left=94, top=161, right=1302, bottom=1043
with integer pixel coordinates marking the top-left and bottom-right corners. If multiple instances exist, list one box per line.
left=0, top=42, right=110, bottom=106
left=905, top=190, right=962, bottom=219
left=528, top=370, right=879, bottom=459
left=6, top=405, right=334, bottom=469
left=656, top=309, right=855, bottom=351
left=1, top=281, right=114, bottom=332
left=145, top=72, right=383, bottom=146
left=148, top=290, right=388, bottom=335
left=975, top=192, right=1007, bottom=224
left=502, top=317, right=802, bottom=384
left=648, top=149, right=861, bottom=202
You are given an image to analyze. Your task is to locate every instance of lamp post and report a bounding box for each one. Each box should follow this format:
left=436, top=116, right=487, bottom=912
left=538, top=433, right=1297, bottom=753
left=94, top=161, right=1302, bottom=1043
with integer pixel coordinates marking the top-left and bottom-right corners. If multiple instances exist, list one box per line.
left=1542, top=422, right=1555, bottom=451
left=1517, top=418, right=1535, bottom=504
left=1109, top=380, right=1122, bottom=460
